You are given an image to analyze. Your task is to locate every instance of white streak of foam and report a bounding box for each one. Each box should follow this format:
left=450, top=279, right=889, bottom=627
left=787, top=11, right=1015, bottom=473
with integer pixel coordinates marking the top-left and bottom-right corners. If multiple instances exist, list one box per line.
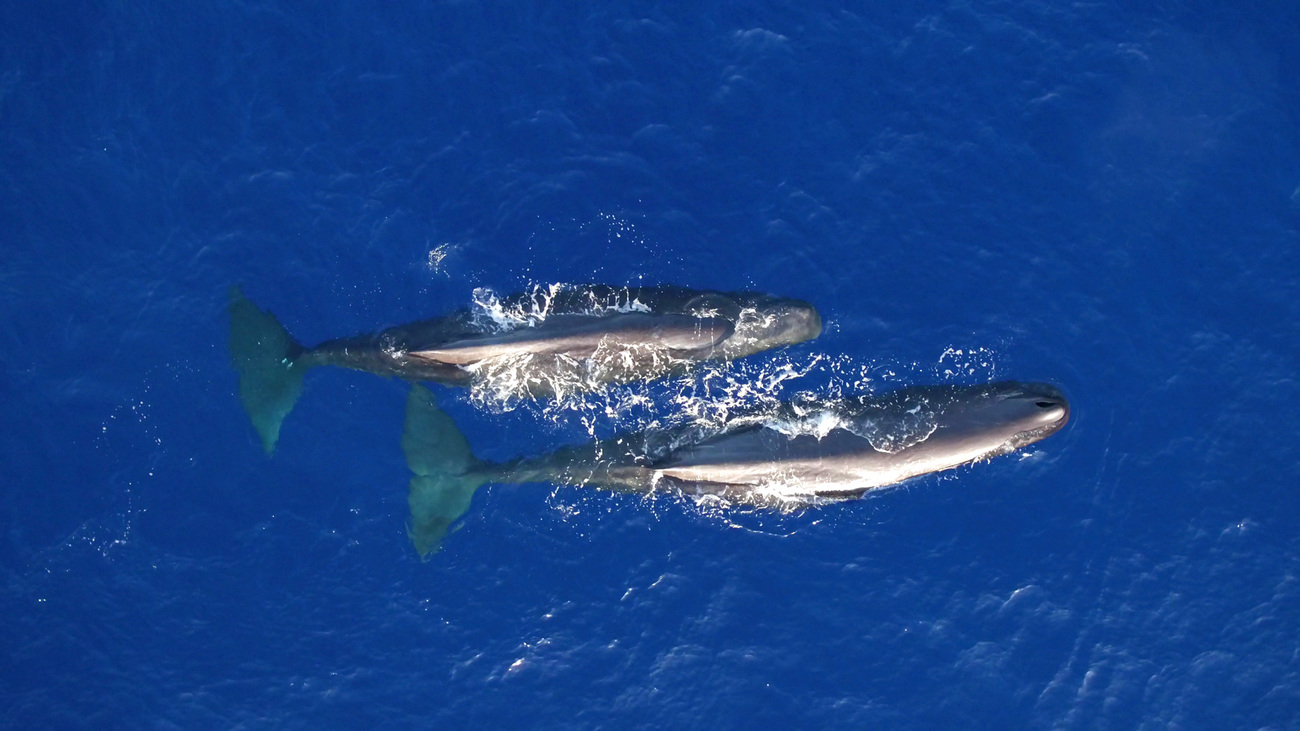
left=470, top=283, right=653, bottom=335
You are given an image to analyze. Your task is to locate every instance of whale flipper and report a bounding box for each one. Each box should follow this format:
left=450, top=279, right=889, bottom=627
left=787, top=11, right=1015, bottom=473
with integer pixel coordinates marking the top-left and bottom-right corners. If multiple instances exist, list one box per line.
left=228, top=286, right=307, bottom=455
left=402, top=385, right=487, bottom=557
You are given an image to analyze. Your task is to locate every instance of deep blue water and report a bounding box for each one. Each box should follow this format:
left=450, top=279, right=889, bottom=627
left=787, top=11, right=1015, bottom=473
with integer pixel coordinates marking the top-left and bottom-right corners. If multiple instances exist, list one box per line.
left=4, top=1, right=1299, bottom=727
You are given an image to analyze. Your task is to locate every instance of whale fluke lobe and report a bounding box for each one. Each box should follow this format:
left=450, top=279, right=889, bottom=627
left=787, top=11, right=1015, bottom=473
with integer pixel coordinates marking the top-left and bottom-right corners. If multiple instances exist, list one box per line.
left=403, top=385, right=487, bottom=557
left=228, top=287, right=307, bottom=454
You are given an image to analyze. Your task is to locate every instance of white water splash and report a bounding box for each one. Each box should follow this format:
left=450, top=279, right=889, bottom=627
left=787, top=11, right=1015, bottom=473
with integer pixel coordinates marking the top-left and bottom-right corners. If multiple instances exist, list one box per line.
left=469, top=282, right=654, bottom=334
left=450, top=289, right=1006, bottom=512
left=426, top=243, right=453, bottom=273
left=936, top=345, right=1000, bottom=381
left=469, top=283, right=563, bottom=331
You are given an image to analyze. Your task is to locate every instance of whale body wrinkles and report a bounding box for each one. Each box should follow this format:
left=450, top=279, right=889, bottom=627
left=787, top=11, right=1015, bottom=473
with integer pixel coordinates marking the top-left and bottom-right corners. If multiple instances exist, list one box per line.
left=295, top=284, right=820, bottom=381
left=402, top=380, right=1071, bottom=555
left=487, top=381, right=1069, bottom=498
left=229, top=284, right=823, bottom=453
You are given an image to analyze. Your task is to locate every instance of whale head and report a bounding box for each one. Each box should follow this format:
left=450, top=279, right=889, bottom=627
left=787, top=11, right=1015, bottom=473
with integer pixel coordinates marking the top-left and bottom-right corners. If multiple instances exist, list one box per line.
left=721, top=294, right=823, bottom=355
left=924, top=381, right=1070, bottom=459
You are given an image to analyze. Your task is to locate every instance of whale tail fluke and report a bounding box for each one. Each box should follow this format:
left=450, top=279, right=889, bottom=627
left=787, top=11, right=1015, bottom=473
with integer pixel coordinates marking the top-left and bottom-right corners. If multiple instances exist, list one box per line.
left=403, top=385, right=488, bottom=557
left=228, top=286, right=308, bottom=455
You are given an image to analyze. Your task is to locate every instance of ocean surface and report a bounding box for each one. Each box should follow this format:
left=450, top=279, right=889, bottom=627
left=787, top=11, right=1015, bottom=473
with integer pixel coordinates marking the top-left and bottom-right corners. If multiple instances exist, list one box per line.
left=3, top=1, right=1298, bottom=728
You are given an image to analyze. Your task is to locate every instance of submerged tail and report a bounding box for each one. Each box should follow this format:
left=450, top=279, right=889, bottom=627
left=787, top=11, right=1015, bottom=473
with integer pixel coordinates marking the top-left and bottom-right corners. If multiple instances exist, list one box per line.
left=403, top=385, right=489, bottom=557
left=228, top=286, right=307, bottom=455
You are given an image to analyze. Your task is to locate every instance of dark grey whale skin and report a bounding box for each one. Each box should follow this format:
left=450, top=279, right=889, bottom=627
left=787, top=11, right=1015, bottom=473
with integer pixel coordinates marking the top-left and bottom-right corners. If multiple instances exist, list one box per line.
left=403, top=380, right=1070, bottom=556
left=295, top=284, right=823, bottom=384
left=489, top=381, right=1070, bottom=499
left=229, top=284, right=821, bottom=454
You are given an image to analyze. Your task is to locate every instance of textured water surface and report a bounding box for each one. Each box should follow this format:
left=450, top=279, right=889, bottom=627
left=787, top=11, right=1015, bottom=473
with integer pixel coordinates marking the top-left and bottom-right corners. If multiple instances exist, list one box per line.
left=3, top=1, right=1298, bottom=727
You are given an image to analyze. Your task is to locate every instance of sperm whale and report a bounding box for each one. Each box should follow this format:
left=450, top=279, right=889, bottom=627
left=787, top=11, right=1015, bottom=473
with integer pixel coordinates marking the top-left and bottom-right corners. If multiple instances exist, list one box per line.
left=401, top=380, right=1070, bottom=555
left=228, top=284, right=822, bottom=454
